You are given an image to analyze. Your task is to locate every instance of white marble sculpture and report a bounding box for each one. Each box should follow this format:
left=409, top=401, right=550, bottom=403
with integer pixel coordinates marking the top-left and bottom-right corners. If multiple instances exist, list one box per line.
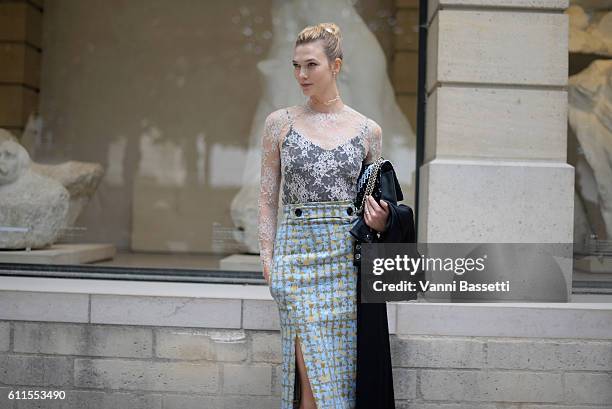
left=0, top=130, right=70, bottom=249
left=30, top=161, right=104, bottom=226
left=569, top=60, right=612, bottom=240
left=21, top=114, right=105, bottom=227
left=0, top=129, right=105, bottom=249
left=567, top=4, right=612, bottom=56
left=230, top=0, right=417, bottom=254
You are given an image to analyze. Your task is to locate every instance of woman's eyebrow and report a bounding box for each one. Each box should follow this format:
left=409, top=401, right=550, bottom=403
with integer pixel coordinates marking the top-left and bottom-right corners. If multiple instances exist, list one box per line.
left=292, top=58, right=318, bottom=64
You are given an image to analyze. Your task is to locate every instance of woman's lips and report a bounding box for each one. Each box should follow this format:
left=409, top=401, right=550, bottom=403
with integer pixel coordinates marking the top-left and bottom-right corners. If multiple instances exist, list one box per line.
left=301, top=83, right=312, bottom=87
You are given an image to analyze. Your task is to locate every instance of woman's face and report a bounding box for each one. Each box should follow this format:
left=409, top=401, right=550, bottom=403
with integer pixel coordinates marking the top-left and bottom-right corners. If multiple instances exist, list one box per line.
left=292, top=40, right=338, bottom=96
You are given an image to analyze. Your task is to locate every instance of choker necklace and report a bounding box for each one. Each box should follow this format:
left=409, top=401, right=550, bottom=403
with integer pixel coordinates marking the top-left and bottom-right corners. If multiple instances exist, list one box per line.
left=323, top=94, right=341, bottom=106
left=307, top=95, right=344, bottom=115
left=304, top=101, right=346, bottom=129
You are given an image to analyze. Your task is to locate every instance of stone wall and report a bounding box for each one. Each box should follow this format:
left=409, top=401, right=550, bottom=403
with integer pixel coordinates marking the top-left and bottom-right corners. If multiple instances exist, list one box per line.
left=0, top=285, right=611, bottom=408
left=391, top=335, right=612, bottom=408
left=0, top=322, right=282, bottom=409
left=0, top=0, right=43, bottom=137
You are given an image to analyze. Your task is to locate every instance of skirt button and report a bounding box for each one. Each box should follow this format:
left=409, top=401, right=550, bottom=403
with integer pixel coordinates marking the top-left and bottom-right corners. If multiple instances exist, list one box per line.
left=294, top=208, right=302, bottom=217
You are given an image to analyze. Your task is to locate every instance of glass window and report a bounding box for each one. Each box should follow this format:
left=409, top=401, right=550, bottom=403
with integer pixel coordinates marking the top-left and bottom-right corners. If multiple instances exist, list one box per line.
left=0, top=0, right=421, bottom=281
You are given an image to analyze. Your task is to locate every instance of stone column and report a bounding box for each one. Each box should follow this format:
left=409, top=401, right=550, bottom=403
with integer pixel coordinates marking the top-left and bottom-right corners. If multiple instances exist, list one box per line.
left=420, top=0, right=574, bottom=300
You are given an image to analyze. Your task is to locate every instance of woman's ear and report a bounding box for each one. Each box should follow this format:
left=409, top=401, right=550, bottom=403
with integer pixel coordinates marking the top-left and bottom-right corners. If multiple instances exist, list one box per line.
left=334, top=58, right=342, bottom=72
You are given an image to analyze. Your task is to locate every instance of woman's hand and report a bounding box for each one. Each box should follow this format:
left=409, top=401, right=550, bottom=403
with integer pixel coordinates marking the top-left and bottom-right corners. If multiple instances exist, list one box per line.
left=263, top=264, right=271, bottom=285
left=364, top=195, right=389, bottom=233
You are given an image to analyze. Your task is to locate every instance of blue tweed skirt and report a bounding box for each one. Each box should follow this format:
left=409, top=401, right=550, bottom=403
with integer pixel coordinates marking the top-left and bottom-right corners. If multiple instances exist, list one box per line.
left=270, top=199, right=359, bottom=409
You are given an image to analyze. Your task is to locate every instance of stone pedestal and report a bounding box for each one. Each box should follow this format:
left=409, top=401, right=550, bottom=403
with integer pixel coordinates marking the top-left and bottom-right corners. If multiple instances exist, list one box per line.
left=0, top=243, right=116, bottom=264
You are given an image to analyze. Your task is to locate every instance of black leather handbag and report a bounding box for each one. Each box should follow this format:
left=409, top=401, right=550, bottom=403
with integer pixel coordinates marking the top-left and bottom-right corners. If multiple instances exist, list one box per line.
left=354, top=157, right=403, bottom=216
left=350, top=156, right=425, bottom=299
left=350, top=157, right=403, bottom=242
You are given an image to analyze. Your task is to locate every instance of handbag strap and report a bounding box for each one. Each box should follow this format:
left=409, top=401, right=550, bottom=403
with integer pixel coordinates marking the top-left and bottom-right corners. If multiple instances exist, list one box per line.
left=355, top=156, right=385, bottom=214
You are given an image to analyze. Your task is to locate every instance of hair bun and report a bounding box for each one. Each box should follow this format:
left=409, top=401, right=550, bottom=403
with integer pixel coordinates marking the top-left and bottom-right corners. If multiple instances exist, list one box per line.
left=295, top=22, right=343, bottom=63
left=323, top=23, right=340, bottom=35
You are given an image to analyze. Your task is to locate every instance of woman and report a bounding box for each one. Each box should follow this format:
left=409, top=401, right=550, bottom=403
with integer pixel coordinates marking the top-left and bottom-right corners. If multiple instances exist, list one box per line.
left=258, top=22, right=393, bottom=409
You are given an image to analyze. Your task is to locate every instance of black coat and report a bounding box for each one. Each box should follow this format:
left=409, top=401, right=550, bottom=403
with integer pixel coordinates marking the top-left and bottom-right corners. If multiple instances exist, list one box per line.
left=353, top=201, right=416, bottom=409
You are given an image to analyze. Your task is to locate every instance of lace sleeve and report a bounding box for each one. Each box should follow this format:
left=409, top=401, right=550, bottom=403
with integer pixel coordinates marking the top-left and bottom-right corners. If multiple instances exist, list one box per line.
left=365, top=119, right=383, bottom=164
left=258, top=110, right=285, bottom=272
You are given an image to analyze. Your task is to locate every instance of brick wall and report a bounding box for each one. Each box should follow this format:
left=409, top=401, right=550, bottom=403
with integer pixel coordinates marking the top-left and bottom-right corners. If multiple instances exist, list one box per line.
left=391, top=335, right=612, bottom=407
left=0, top=0, right=43, bottom=138
left=0, top=288, right=611, bottom=408
left=0, top=322, right=281, bottom=409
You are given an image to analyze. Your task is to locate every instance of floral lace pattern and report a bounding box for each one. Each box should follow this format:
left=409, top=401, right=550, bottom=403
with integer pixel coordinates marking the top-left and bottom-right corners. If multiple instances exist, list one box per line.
left=257, top=102, right=382, bottom=272
left=281, top=126, right=367, bottom=203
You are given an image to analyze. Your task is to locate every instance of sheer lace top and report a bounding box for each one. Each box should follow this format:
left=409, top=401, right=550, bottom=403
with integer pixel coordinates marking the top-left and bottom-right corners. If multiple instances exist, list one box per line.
left=258, top=102, right=382, bottom=272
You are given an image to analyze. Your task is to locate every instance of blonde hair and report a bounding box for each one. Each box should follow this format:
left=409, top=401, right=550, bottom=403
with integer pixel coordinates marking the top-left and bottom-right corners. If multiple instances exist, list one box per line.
left=296, top=23, right=343, bottom=66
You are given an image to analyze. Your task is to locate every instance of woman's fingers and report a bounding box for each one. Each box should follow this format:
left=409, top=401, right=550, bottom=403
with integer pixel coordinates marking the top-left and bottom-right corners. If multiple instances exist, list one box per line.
left=367, top=195, right=378, bottom=212
left=365, top=196, right=378, bottom=223
left=365, top=196, right=375, bottom=216
left=368, top=196, right=389, bottom=217
left=379, top=199, right=389, bottom=212
left=367, top=195, right=386, bottom=215
left=365, top=195, right=387, bottom=232
left=364, top=196, right=373, bottom=220
left=263, top=266, right=271, bottom=285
